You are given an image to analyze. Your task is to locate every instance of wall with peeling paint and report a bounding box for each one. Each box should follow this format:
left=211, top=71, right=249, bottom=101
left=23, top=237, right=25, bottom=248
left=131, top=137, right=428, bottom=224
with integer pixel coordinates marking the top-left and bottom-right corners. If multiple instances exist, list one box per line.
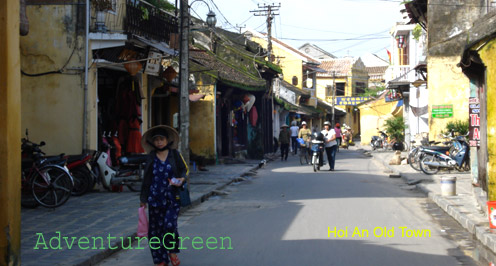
left=20, top=4, right=85, bottom=155
left=426, top=56, right=470, bottom=141
left=358, top=93, right=402, bottom=146
left=478, top=39, right=496, bottom=200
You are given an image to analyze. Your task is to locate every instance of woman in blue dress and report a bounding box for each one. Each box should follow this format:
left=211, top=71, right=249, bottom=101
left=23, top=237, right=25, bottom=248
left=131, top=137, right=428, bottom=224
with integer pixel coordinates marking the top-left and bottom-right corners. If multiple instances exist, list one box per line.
left=141, top=125, right=186, bottom=266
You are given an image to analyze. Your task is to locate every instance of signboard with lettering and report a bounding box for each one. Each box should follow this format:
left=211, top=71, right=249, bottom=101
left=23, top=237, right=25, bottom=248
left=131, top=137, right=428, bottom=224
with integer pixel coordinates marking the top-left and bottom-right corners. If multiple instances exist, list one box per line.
left=432, top=105, right=453, bottom=118
left=280, top=85, right=296, bottom=105
left=469, top=97, right=480, bottom=147
left=335, top=97, right=370, bottom=106
left=144, top=51, right=163, bottom=76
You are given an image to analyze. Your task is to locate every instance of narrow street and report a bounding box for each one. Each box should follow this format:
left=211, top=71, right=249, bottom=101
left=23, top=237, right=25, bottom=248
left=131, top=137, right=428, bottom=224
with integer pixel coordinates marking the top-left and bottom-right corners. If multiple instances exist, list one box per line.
left=98, top=149, right=481, bottom=265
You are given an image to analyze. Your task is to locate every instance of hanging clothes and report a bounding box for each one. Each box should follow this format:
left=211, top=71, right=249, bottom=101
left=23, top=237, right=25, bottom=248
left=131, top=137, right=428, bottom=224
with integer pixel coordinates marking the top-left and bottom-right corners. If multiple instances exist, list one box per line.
left=126, top=118, right=145, bottom=153
left=112, top=135, right=122, bottom=160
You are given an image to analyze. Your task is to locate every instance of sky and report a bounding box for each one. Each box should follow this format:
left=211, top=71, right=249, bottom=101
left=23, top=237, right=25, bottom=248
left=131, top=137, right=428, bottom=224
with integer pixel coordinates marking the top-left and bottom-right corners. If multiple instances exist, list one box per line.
left=190, top=0, right=407, bottom=61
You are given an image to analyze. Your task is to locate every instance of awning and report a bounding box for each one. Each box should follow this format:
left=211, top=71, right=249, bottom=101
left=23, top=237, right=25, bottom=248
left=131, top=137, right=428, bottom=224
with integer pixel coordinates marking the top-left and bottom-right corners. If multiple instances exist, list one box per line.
left=317, top=99, right=347, bottom=116
left=304, top=64, right=327, bottom=73
left=132, top=35, right=178, bottom=56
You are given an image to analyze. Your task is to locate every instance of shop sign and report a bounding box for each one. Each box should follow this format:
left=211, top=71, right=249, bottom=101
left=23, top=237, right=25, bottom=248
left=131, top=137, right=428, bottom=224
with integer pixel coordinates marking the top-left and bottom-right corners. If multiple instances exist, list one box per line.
left=335, top=96, right=370, bottom=106
left=469, top=97, right=480, bottom=147
left=280, top=85, right=296, bottom=105
left=144, top=51, right=162, bottom=76
left=431, top=104, right=453, bottom=118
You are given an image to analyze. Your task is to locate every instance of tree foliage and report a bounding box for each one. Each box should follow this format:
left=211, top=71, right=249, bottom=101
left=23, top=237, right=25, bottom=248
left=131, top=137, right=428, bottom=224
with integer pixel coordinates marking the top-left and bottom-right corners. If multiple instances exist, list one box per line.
left=442, top=120, right=469, bottom=136
left=358, top=86, right=385, bottom=97
left=383, top=116, right=407, bottom=142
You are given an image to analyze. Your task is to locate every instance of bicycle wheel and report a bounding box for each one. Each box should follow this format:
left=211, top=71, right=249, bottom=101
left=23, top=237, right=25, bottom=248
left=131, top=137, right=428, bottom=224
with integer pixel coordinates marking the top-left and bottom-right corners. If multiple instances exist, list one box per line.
left=408, top=148, right=421, bottom=171
left=300, top=148, right=309, bottom=165
left=71, top=168, right=91, bottom=196
left=420, top=154, right=441, bottom=175
left=32, top=165, right=73, bottom=208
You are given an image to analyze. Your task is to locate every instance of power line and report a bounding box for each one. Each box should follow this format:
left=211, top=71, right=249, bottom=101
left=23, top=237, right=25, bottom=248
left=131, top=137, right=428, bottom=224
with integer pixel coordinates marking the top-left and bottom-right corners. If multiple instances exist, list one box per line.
left=251, top=3, right=281, bottom=62
left=207, top=0, right=236, bottom=29
left=280, top=36, right=389, bottom=42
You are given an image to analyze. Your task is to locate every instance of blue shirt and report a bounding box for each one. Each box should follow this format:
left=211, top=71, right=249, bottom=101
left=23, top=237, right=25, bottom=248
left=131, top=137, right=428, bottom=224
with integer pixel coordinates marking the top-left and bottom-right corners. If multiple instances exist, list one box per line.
left=147, top=156, right=177, bottom=207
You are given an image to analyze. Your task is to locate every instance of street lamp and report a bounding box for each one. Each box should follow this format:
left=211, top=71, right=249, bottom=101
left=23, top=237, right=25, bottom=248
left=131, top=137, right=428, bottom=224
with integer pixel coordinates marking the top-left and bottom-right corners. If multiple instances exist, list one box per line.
left=206, top=10, right=216, bottom=27
left=190, top=0, right=216, bottom=27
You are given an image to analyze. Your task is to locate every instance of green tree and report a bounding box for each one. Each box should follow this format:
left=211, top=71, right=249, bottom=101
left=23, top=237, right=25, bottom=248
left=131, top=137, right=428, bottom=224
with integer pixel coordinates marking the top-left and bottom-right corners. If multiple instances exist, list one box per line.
left=442, top=120, right=469, bottom=136
left=358, top=86, right=385, bottom=97
left=383, top=116, right=407, bottom=142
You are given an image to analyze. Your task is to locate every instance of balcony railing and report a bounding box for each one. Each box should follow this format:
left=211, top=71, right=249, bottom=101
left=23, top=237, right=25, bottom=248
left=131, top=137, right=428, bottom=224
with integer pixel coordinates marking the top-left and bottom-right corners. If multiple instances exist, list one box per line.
left=125, top=0, right=178, bottom=43
left=385, top=65, right=414, bottom=84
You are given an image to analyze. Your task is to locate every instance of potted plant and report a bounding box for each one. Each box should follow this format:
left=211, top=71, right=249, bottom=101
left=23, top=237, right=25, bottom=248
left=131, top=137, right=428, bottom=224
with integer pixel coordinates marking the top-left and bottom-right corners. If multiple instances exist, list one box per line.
left=383, top=116, right=407, bottom=151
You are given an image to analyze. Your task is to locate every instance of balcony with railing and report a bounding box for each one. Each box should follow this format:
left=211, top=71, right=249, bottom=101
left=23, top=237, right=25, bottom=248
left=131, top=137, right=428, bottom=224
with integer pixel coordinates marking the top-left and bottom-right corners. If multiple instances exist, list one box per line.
left=384, top=65, right=414, bottom=84
left=91, top=0, right=178, bottom=44
left=125, top=0, right=178, bottom=43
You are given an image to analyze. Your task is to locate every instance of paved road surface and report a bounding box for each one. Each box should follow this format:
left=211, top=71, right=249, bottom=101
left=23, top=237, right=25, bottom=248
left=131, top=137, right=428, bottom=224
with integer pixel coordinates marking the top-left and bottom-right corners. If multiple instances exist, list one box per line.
left=98, top=149, right=477, bottom=265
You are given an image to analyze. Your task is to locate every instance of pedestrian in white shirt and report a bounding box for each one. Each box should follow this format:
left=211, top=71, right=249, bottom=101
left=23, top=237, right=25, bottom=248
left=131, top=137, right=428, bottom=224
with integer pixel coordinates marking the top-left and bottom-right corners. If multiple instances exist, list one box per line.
left=321, top=121, right=338, bottom=171
left=289, top=121, right=299, bottom=155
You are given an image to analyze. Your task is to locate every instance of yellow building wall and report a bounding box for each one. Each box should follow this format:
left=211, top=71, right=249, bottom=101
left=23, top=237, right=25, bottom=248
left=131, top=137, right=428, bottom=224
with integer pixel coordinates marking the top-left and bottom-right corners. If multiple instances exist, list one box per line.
left=249, top=36, right=303, bottom=89
left=0, top=0, right=21, bottom=263
left=21, top=4, right=86, bottom=155
left=189, top=81, right=216, bottom=160
left=358, top=96, right=403, bottom=145
left=427, top=56, right=470, bottom=141
left=479, top=39, right=496, bottom=200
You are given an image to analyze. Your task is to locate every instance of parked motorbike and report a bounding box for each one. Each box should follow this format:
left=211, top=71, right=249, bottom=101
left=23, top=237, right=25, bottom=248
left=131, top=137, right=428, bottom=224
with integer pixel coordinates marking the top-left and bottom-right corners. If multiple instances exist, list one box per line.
left=21, top=135, right=74, bottom=208
left=370, top=131, right=388, bottom=150
left=419, top=134, right=470, bottom=175
left=91, top=135, right=147, bottom=192
left=310, top=132, right=325, bottom=172
left=65, top=153, right=95, bottom=196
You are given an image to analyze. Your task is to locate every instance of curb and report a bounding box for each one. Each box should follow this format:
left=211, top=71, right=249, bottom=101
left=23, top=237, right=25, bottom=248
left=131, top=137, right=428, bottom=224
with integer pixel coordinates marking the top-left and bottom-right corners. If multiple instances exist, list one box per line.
left=370, top=153, right=496, bottom=256
left=74, top=164, right=261, bottom=266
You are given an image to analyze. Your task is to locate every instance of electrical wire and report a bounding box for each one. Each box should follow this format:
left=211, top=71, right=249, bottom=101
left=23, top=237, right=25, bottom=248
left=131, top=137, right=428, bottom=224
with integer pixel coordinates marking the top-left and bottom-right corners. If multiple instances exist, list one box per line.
left=207, top=0, right=237, bottom=29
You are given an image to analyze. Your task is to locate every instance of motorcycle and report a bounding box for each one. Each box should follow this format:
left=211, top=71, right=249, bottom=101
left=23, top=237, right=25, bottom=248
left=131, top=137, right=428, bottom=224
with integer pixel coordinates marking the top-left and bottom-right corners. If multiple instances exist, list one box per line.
left=91, top=135, right=148, bottom=192
left=419, top=134, right=470, bottom=175
left=310, top=132, right=326, bottom=172
left=370, top=131, right=388, bottom=150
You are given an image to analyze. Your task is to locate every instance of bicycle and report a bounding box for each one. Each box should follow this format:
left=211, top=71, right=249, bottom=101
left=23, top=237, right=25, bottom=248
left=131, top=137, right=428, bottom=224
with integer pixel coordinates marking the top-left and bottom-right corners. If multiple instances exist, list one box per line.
left=299, top=142, right=310, bottom=165
left=21, top=138, right=74, bottom=208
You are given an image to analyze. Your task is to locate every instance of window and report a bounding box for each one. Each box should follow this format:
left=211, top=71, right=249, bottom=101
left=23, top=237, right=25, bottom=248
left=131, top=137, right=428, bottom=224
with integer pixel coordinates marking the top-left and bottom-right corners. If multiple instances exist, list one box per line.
left=336, top=83, right=345, bottom=96
left=355, top=82, right=366, bottom=95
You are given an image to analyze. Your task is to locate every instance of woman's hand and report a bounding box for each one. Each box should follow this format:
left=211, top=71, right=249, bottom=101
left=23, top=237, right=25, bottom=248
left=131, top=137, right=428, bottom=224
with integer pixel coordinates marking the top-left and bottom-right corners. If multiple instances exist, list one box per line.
left=140, top=202, right=147, bottom=208
left=169, top=177, right=186, bottom=187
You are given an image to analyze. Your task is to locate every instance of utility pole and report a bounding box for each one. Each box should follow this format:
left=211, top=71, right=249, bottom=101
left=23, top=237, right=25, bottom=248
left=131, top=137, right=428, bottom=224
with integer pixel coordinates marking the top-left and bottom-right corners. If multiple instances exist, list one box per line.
left=331, top=71, right=336, bottom=126
left=236, top=24, right=246, bottom=34
left=179, top=0, right=190, bottom=165
left=250, top=3, right=280, bottom=62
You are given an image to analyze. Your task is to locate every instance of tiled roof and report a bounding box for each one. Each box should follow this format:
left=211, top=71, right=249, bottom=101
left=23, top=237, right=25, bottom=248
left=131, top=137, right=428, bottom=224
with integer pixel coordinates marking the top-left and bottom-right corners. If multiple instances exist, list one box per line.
left=259, top=33, right=320, bottom=64
left=366, top=66, right=388, bottom=75
left=190, top=49, right=266, bottom=90
left=317, top=57, right=356, bottom=77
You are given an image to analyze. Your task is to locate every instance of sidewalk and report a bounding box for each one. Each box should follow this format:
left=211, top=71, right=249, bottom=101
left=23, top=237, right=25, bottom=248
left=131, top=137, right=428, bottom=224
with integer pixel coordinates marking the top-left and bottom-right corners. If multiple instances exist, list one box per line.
left=20, top=158, right=268, bottom=266
left=363, top=144, right=496, bottom=261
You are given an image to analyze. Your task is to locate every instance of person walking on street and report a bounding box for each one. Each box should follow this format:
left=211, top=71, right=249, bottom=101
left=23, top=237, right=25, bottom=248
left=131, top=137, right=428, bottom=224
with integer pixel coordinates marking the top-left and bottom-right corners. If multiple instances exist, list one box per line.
left=298, top=121, right=312, bottom=157
left=140, top=125, right=186, bottom=266
left=322, top=121, right=338, bottom=171
left=334, top=123, right=342, bottom=152
left=279, top=124, right=290, bottom=161
left=290, top=121, right=299, bottom=155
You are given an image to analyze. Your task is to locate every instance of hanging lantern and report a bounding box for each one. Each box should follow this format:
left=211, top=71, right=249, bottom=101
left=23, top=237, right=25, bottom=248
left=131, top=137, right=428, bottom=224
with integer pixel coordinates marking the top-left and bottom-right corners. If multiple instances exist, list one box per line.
left=162, top=66, right=178, bottom=83
left=396, top=35, right=405, bottom=48
left=124, top=61, right=143, bottom=76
